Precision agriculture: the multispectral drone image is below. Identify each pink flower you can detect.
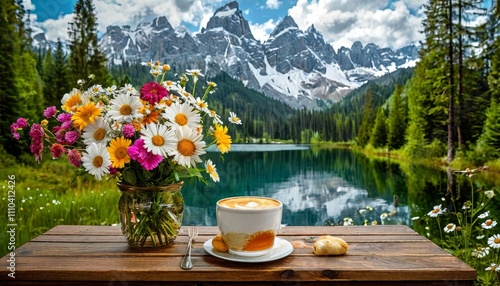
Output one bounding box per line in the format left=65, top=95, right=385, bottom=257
left=10, top=123, right=20, bottom=140
left=140, top=82, right=168, bottom=105
left=16, top=118, right=28, bottom=128
left=122, top=124, right=135, bottom=138
left=57, top=113, right=72, bottom=122
left=67, top=149, right=82, bottom=167
left=43, top=106, right=57, bottom=118
left=64, top=131, right=80, bottom=145
left=29, top=124, right=44, bottom=162
left=50, top=143, right=65, bottom=159
left=128, top=139, right=163, bottom=170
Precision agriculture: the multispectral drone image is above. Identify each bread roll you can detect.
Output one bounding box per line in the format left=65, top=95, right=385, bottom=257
left=313, top=235, right=348, bottom=255
left=212, top=234, right=229, bottom=252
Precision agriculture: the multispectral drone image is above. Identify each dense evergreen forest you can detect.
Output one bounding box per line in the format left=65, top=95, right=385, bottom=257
left=2, top=0, right=500, bottom=166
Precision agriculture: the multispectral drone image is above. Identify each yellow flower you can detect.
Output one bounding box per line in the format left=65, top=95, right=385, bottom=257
left=72, top=102, right=102, bottom=130
left=107, top=136, right=132, bottom=169
left=62, top=89, right=82, bottom=112
left=214, top=124, right=231, bottom=154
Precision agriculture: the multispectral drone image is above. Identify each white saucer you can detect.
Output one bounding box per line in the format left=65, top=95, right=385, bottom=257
left=203, top=237, right=293, bottom=263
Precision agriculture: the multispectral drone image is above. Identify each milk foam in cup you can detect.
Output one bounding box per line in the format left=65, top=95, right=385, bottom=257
left=216, top=196, right=283, bottom=257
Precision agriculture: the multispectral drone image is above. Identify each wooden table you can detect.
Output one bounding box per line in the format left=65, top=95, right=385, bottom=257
left=0, top=225, right=475, bottom=285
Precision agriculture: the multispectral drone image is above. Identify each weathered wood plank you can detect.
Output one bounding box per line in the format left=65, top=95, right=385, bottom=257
left=0, top=225, right=476, bottom=285
left=16, top=240, right=449, bottom=257
left=9, top=254, right=474, bottom=281
left=43, top=225, right=418, bottom=236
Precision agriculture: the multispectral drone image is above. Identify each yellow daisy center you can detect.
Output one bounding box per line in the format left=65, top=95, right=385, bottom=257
left=120, top=104, right=132, bottom=115
left=178, top=139, right=195, bottom=156
left=152, top=135, right=164, bottom=146
left=432, top=209, right=439, bottom=213
left=486, top=219, right=493, bottom=226
left=175, top=113, right=188, bottom=126
left=93, top=128, right=106, bottom=141
left=495, top=238, right=500, bottom=244
left=114, top=147, right=128, bottom=160
left=93, top=156, right=103, bottom=168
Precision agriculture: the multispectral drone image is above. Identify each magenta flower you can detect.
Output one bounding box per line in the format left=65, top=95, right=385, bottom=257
left=122, top=123, right=135, bottom=138
left=128, top=139, right=163, bottom=170
left=140, top=82, right=168, bottom=105
left=57, top=113, right=72, bottom=122
left=67, top=149, right=82, bottom=167
left=29, top=124, right=44, bottom=162
left=50, top=143, right=65, bottom=159
left=64, top=130, right=80, bottom=145
left=16, top=118, right=28, bottom=128
left=44, top=106, right=57, bottom=118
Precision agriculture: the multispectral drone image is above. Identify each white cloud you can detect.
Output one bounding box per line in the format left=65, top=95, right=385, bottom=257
left=288, top=0, right=425, bottom=50
left=39, top=0, right=220, bottom=41
left=41, top=14, right=74, bottom=41
left=250, top=19, right=279, bottom=43
left=266, top=0, right=282, bottom=9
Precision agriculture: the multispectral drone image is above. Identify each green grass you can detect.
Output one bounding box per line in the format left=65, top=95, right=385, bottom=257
left=1, top=157, right=120, bottom=257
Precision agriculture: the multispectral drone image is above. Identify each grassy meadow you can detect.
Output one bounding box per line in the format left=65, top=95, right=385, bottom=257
left=1, top=151, right=120, bottom=257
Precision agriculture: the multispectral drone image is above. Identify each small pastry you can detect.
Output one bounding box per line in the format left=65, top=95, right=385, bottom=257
left=212, top=234, right=229, bottom=252
left=313, top=235, right=348, bottom=255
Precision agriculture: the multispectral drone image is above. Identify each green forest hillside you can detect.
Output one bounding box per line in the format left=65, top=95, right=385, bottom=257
left=2, top=0, right=500, bottom=168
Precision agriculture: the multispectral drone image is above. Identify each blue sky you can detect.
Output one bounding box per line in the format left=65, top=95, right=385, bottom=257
left=27, top=0, right=428, bottom=50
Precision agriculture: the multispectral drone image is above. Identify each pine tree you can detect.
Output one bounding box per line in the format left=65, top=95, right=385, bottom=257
left=68, top=0, right=110, bottom=86
left=53, top=39, right=71, bottom=101
left=0, top=0, right=20, bottom=154
left=387, top=85, right=407, bottom=150
left=370, top=108, right=388, bottom=148
left=356, top=86, right=376, bottom=147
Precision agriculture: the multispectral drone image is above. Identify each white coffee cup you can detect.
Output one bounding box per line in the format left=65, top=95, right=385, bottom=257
left=216, top=196, right=283, bottom=257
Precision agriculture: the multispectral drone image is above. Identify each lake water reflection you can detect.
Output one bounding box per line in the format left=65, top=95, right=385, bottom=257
left=182, top=144, right=448, bottom=227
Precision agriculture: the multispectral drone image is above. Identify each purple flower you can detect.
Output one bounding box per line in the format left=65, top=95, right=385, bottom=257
left=128, top=139, right=163, bottom=170
left=64, top=130, right=80, bottom=145
left=29, top=124, right=44, bottom=162
left=16, top=118, right=28, bottom=128
left=122, top=124, right=135, bottom=138
left=67, top=149, right=82, bottom=167
left=57, top=113, right=72, bottom=123
left=43, top=106, right=57, bottom=119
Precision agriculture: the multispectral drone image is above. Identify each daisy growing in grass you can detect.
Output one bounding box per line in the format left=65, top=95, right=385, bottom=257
left=11, top=61, right=242, bottom=187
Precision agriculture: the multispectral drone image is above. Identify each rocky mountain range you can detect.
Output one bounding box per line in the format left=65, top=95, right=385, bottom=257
left=34, top=1, right=419, bottom=109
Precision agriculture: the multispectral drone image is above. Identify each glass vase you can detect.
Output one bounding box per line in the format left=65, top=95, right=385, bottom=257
left=117, top=182, right=184, bottom=248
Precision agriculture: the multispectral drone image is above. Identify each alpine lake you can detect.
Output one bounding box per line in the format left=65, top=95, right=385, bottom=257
left=181, top=144, right=500, bottom=236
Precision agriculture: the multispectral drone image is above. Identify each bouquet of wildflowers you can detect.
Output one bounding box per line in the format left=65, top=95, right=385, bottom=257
left=11, top=61, right=242, bottom=247
left=11, top=61, right=241, bottom=186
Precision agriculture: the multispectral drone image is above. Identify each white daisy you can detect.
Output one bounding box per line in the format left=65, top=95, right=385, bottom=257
left=482, top=219, right=497, bottom=229
left=443, top=223, right=456, bottom=233
left=81, top=143, right=111, bottom=180
left=228, top=111, right=242, bottom=125
left=194, top=97, right=209, bottom=112
left=186, top=69, right=204, bottom=83
left=167, top=125, right=206, bottom=168
left=81, top=117, right=111, bottom=145
left=485, top=263, right=499, bottom=272
left=107, top=92, right=143, bottom=122
left=472, top=246, right=490, bottom=258
left=428, top=204, right=445, bottom=217
left=479, top=211, right=490, bottom=219
left=205, top=159, right=219, bottom=182
left=141, top=123, right=176, bottom=157
left=163, top=101, right=201, bottom=129
left=487, top=234, right=500, bottom=249
left=343, top=217, right=353, bottom=226
left=208, top=109, right=223, bottom=125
